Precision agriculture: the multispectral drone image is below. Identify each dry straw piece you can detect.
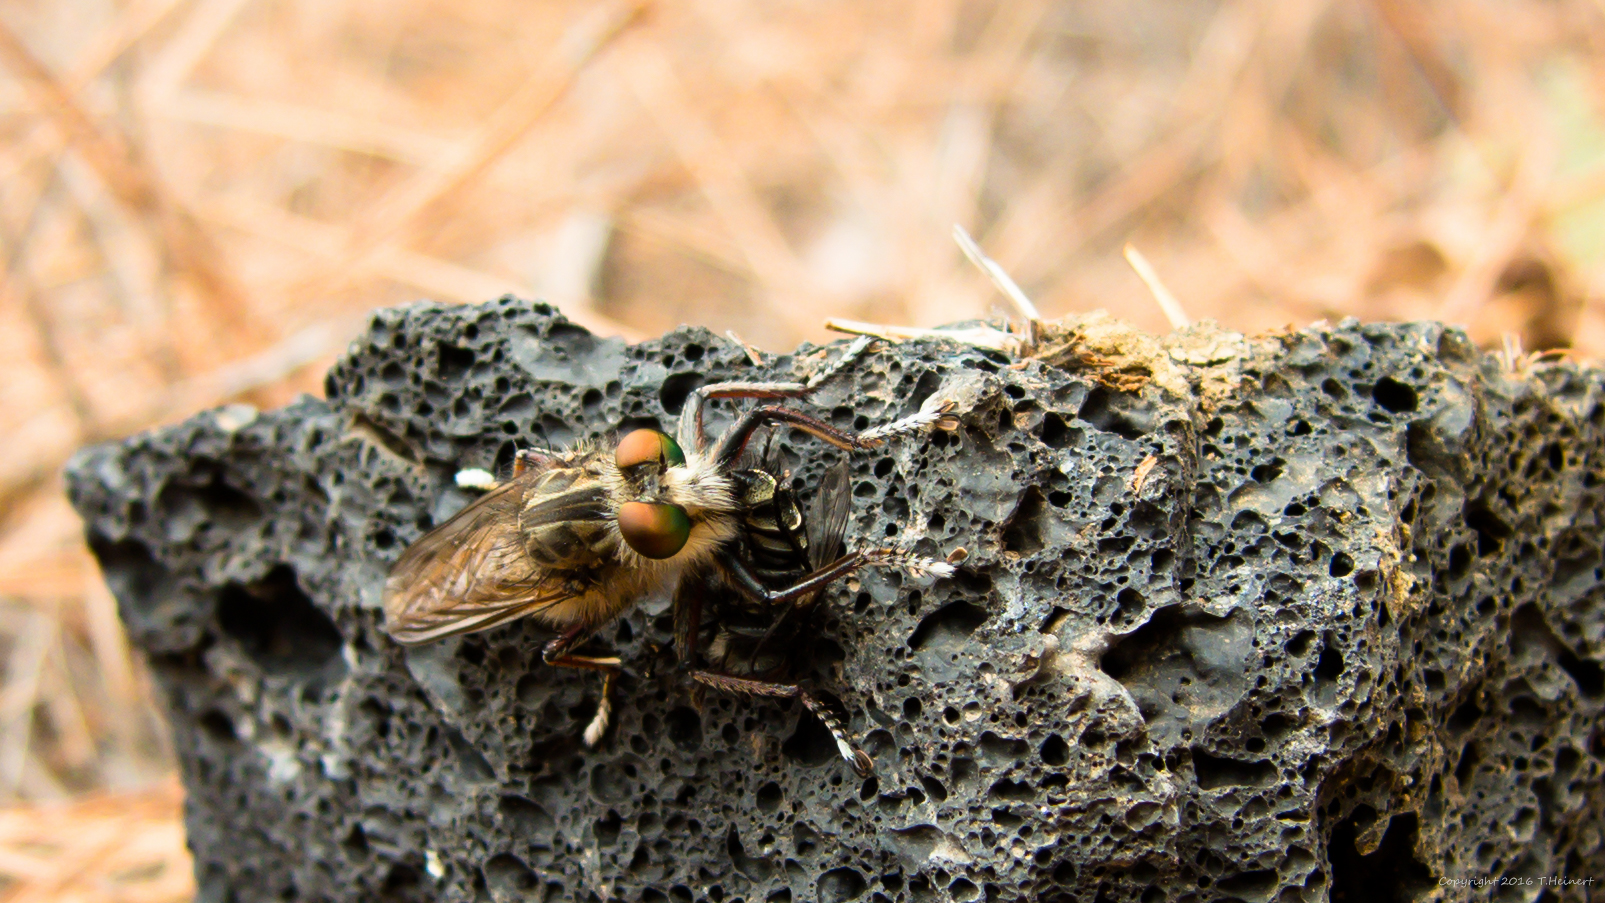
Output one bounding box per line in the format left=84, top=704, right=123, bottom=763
left=0, top=777, right=191, bottom=903
left=2, top=0, right=1605, bottom=896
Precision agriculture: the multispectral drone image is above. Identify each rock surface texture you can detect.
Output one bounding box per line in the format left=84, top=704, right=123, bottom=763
left=67, top=298, right=1605, bottom=903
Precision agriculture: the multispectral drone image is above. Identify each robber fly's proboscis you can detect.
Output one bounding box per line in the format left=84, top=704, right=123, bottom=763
left=381, top=336, right=961, bottom=761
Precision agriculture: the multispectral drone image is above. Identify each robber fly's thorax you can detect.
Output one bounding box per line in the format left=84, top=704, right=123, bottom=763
left=518, top=459, right=617, bottom=570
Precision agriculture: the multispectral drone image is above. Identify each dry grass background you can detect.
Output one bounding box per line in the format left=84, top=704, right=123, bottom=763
left=2, top=0, right=1605, bottom=898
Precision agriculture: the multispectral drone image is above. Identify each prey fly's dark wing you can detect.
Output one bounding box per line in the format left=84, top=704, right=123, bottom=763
left=754, top=430, right=850, bottom=569
left=806, top=461, right=852, bottom=569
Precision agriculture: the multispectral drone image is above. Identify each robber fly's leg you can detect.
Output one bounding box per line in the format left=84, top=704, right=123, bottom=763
left=691, top=671, right=873, bottom=776
left=719, top=549, right=874, bottom=608
left=718, top=546, right=955, bottom=611
left=541, top=625, right=622, bottom=747
left=797, top=688, right=875, bottom=777
left=584, top=672, right=614, bottom=747
left=673, top=586, right=703, bottom=667
left=677, top=336, right=878, bottom=452
left=712, top=399, right=958, bottom=465
left=801, top=335, right=879, bottom=389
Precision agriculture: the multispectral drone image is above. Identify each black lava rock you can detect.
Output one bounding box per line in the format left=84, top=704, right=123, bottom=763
left=66, top=298, right=1605, bottom=903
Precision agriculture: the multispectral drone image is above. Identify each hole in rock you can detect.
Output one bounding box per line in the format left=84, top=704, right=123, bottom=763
left=348, top=413, right=419, bottom=465
left=1314, top=637, right=1344, bottom=686
left=890, top=824, right=943, bottom=863
left=726, top=824, right=772, bottom=879
left=1455, top=740, right=1480, bottom=786
left=1001, top=487, right=1049, bottom=554
left=154, top=466, right=263, bottom=533
left=909, top=601, right=990, bottom=682
left=1040, top=734, right=1070, bottom=767
left=1078, top=387, right=1144, bottom=440
left=1040, top=413, right=1074, bottom=449
left=782, top=705, right=839, bottom=768
left=483, top=853, right=536, bottom=895
left=381, top=863, right=421, bottom=896
left=443, top=726, right=495, bottom=782
left=85, top=534, right=175, bottom=619
left=817, top=867, right=868, bottom=902
left=658, top=372, right=706, bottom=415
left=1329, top=811, right=1432, bottom=902
left=665, top=706, right=703, bottom=750
left=979, top=731, right=1029, bottom=764
left=216, top=565, right=345, bottom=682
left=1447, top=695, right=1482, bottom=734
left=1216, top=869, right=1278, bottom=898
left=435, top=343, right=475, bottom=379
left=1371, top=377, right=1418, bottom=413
left=197, top=709, right=237, bottom=743
left=1329, top=552, right=1355, bottom=577
left=1512, top=605, right=1604, bottom=699
left=1463, top=501, right=1510, bottom=557
left=498, top=795, right=555, bottom=837
left=1250, top=459, right=1283, bottom=483
left=1192, top=749, right=1275, bottom=789
left=910, top=602, right=989, bottom=652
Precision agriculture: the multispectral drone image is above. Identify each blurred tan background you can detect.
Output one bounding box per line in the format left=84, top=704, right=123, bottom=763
left=2, top=0, right=1604, bottom=898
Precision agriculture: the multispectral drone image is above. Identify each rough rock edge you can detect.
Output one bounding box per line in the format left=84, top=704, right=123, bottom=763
left=65, top=298, right=1605, bottom=903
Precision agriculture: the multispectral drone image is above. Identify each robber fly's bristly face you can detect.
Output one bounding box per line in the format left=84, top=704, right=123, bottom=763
left=606, top=427, right=742, bottom=568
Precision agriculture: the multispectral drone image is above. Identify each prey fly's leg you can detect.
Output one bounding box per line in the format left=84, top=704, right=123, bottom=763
left=691, top=671, right=873, bottom=776
left=542, top=624, right=623, bottom=747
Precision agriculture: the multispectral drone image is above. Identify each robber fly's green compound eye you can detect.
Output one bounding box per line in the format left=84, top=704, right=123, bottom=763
left=618, top=501, right=691, bottom=559
left=658, top=432, right=685, bottom=465
left=615, top=429, right=686, bottom=469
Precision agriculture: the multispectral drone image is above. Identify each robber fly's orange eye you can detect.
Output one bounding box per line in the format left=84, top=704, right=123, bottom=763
left=615, top=429, right=686, bottom=470
left=618, top=501, right=691, bottom=559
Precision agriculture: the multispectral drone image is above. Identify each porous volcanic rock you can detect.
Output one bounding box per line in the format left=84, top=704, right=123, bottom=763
left=66, top=298, right=1605, bottom=903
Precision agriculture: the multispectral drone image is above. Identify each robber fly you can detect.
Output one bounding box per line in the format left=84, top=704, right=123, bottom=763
left=382, top=336, right=959, bottom=748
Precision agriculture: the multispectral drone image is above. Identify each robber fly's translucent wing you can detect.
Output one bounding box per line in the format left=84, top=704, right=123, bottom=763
left=382, top=475, right=579, bottom=645
left=806, top=461, right=852, bottom=569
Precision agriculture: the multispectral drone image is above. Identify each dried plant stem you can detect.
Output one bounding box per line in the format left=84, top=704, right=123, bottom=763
left=1122, top=244, right=1191, bottom=330
left=0, top=18, right=254, bottom=341
left=285, top=1, right=647, bottom=306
